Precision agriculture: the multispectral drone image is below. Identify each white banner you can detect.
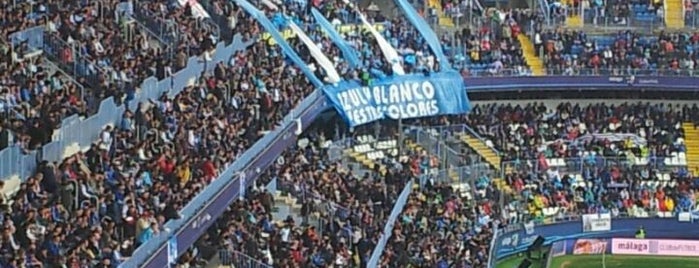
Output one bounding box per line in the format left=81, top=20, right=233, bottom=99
left=582, top=213, right=612, bottom=232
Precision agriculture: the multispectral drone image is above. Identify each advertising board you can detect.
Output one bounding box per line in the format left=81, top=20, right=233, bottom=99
left=611, top=238, right=699, bottom=257
left=573, top=239, right=609, bottom=255
left=494, top=218, right=699, bottom=259
left=582, top=213, right=612, bottom=232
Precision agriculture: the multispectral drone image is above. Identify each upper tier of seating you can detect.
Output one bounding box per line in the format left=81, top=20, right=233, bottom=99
left=539, top=30, right=699, bottom=75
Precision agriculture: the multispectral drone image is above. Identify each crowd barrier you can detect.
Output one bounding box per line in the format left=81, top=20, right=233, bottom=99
left=490, top=216, right=699, bottom=267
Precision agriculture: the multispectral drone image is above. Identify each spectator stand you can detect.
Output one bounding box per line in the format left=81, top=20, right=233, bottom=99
left=460, top=101, right=695, bottom=223
left=208, top=121, right=416, bottom=267
left=533, top=28, right=699, bottom=76
left=0, top=31, right=256, bottom=264
left=372, top=160, right=503, bottom=267
left=534, top=0, right=667, bottom=30
left=441, top=8, right=542, bottom=76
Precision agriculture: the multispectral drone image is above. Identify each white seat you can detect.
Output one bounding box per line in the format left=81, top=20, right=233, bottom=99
left=679, top=152, right=687, bottom=161
left=545, top=158, right=553, bottom=167
left=671, top=157, right=680, bottom=166
left=663, top=173, right=671, bottom=181
left=556, top=158, right=565, bottom=167
left=576, top=180, right=586, bottom=188
left=664, top=157, right=672, bottom=165
left=680, top=158, right=687, bottom=166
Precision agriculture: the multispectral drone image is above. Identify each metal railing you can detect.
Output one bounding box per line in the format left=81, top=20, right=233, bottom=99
left=500, top=154, right=683, bottom=178
left=405, top=124, right=501, bottom=155
left=199, top=0, right=235, bottom=43
left=218, top=250, right=272, bottom=268
left=8, top=25, right=45, bottom=54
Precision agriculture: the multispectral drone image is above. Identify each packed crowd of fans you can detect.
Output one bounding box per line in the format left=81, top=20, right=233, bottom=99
left=458, top=102, right=699, bottom=222
left=194, top=120, right=420, bottom=267
left=0, top=0, right=232, bottom=153
left=465, top=102, right=691, bottom=161
left=446, top=8, right=533, bottom=76
left=537, top=29, right=699, bottom=75
left=379, top=176, right=500, bottom=267
left=3, top=0, right=699, bottom=268
left=0, top=10, right=324, bottom=265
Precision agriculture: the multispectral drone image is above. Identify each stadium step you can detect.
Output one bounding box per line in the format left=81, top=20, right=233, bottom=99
left=343, top=148, right=388, bottom=175
left=271, top=191, right=303, bottom=224
left=683, top=123, right=699, bottom=176
left=516, top=34, right=546, bottom=76
left=665, top=0, right=685, bottom=29
left=492, top=177, right=513, bottom=194
left=427, top=0, right=455, bottom=27
left=458, top=133, right=501, bottom=171
left=561, top=0, right=584, bottom=28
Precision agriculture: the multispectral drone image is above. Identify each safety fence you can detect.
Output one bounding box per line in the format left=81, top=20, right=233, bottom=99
left=218, top=250, right=272, bottom=268
left=500, top=153, right=685, bottom=178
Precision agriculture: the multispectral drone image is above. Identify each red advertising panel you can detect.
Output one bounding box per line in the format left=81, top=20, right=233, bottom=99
left=574, top=239, right=608, bottom=255
left=611, top=238, right=699, bottom=257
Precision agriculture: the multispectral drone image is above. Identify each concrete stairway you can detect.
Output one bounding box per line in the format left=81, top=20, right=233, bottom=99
left=665, top=0, right=685, bottom=29
left=458, top=133, right=501, bottom=171
left=271, top=191, right=304, bottom=225
left=344, top=148, right=389, bottom=175
left=517, top=34, right=546, bottom=76
left=456, top=133, right=513, bottom=193
left=683, top=123, right=699, bottom=176
left=427, top=0, right=455, bottom=27
left=563, top=0, right=583, bottom=27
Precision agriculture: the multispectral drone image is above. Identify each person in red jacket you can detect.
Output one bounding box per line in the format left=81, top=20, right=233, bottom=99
left=201, top=156, right=218, bottom=183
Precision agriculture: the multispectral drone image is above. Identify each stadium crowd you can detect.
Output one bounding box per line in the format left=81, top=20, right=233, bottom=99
left=446, top=8, right=534, bottom=76
left=173, top=119, right=429, bottom=267
left=2, top=0, right=699, bottom=268
left=379, top=177, right=500, bottom=268
left=0, top=5, right=322, bottom=267
left=459, top=102, right=699, bottom=221
left=537, top=29, right=699, bottom=75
